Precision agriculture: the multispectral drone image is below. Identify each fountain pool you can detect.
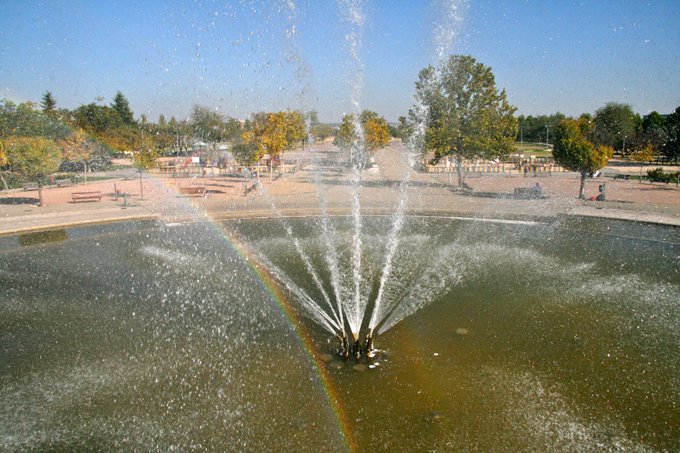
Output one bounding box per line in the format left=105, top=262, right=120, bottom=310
left=1, top=216, right=678, bottom=451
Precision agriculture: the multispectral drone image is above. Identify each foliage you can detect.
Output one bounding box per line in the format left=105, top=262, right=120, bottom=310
left=592, top=102, right=639, bottom=152
left=3, top=136, right=62, bottom=181
left=516, top=112, right=566, bottom=143
left=414, top=55, right=517, bottom=185
left=73, top=103, right=123, bottom=134
left=190, top=105, right=238, bottom=142
left=646, top=167, right=679, bottom=183
left=0, top=99, right=72, bottom=140
left=334, top=110, right=390, bottom=167
left=553, top=118, right=614, bottom=199
left=111, top=91, right=136, bottom=126
left=630, top=143, right=655, bottom=165
left=662, top=106, right=680, bottom=161
left=285, top=111, right=307, bottom=149
left=364, top=116, right=390, bottom=150
left=41, top=91, right=56, bottom=113
left=132, top=146, right=159, bottom=171
left=310, top=123, right=334, bottom=142
left=232, top=142, right=260, bottom=166
left=58, top=129, right=111, bottom=172
left=334, top=114, right=356, bottom=151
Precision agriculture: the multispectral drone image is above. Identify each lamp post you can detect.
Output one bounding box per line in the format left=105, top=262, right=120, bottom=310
left=545, top=125, right=550, bottom=148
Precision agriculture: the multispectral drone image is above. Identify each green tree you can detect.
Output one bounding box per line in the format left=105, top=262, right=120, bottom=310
left=132, top=146, right=158, bottom=200
left=111, top=91, right=135, bottom=126
left=311, top=123, right=334, bottom=143
left=553, top=118, right=614, bottom=199
left=335, top=110, right=390, bottom=167
left=636, top=111, right=667, bottom=153
left=41, top=91, right=56, bottom=113
left=592, top=102, right=639, bottom=154
left=630, top=143, right=655, bottom=178
left=73, top=103, right=122, bottom=134
left=4, top=136, right=62, bottom=206
left=232, top=142, right=259, bottom=166
left=1, top=99, right=71, bottom=140
left=415, top=55, right=517, bottom=186
left=662, top=106, right=680, bottom=161
left=285, top=111, right=307, bottom=150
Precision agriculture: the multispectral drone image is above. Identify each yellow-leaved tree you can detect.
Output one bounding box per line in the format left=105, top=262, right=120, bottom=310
left=58, top=128, right=94, bottom=183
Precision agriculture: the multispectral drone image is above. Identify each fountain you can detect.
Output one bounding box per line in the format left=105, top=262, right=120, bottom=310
left=1, top=1, right=679, bottom=452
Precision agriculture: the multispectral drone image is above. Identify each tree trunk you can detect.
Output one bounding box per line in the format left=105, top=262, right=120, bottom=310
left=38, top=180, right=44, bottom=207
left=0, top=174, right=8, bottom=191
left=579, top=171, right=587, bottom=200
left=455, top=157, right=465, bottom=187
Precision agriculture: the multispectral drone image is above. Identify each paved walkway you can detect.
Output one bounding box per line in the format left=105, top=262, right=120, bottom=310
left=1, top=142, right=679, bottom=236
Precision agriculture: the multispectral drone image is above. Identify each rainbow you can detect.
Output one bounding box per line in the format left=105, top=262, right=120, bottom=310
left=147, top=175, right=358, bottom=452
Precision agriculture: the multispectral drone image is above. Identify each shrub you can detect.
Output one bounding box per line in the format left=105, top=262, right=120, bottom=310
left=646, top=167, right=679, bottom=183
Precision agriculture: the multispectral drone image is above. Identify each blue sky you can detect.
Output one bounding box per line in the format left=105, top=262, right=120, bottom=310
left=1, top=0, right=678, bottom=123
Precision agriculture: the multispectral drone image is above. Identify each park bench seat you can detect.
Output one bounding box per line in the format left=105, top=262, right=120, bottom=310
left=72, top=191, right=102, bottom=202
left=23, top=182, right=39, bottom=191
left=514, top=186, right=543, bottom=199
left=56, top=179, right=72, bottom=187
left=179, top=186, right=206, bottom=197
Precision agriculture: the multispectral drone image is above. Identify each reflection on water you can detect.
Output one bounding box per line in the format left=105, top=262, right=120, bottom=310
left=0, top=218, right=678, bottom=451
left=18, top=229, right=68, bottom=247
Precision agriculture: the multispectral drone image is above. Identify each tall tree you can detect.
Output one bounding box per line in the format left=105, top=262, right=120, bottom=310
left=58, top=129, right=95, bottom=178
left=334, top=110, right=390, bottom=167
left=662, top=106, right=680, bottom=161
left=553, top=118, right=614, bottom=199
left=592, top=102, right=639, bottom=154
left=41, top=91, right=56, bottom=113
left=111, top=91, right=135, bottom=126
left=414, top=55, right=517, bottom=186
left=1, top=99, right=71, bottom=140
left=4, top=136, right=62, bottom=206
left=285, top=111, right=306, bottom=150
left=132, top=146, right=158, bottom=200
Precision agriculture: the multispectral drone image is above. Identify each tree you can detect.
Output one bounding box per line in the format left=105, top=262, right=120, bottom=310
left=636, top=111, right=667, bottom=154
left=285, top=111, right=307, bottom=150
left=662, top=106, right=680, bottom=161
left=111, top=91, right=135, bottom=126
left=592, top=102, right=639, bottom=154
left=630, top=143, right=655, bottom=179
left=516, top=113, right=566, bottom=143
left=1, top=99, right=71, bottom=140
left=73, top=103, right=122, bottom=134
left=334, top=110, right=390, bottom=167
left=41, top=91, right=56, bottom=113
left=132, top=146, right=158, bottom=200
left=362, top=114, right=390, bottom=151
left=58, top=129, right=95, bottom=179
left=310, top=123, right=334, bottom=143
left=414, top=55, right=517, bottom=186
left=553, top=118, right=614, bottom=199
left=0, top=141, right=8, bottom=190
left=4, top=136, right=62, bottom=206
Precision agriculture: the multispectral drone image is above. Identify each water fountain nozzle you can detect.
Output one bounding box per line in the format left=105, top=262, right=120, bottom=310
left=338, top=335, right=350, bottom=358
left=364, top=334, right=375, bottom=358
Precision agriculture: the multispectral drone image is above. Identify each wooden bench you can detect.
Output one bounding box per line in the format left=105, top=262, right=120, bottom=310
left=72, top=191, right=102, bottom=202
left=514, top=186, right=543, bottom=199
left=179, top=186, right=207, bottom=197
left=23, top=182, right=39, bottom=191
left=56, top=179, right=72, bottom=187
